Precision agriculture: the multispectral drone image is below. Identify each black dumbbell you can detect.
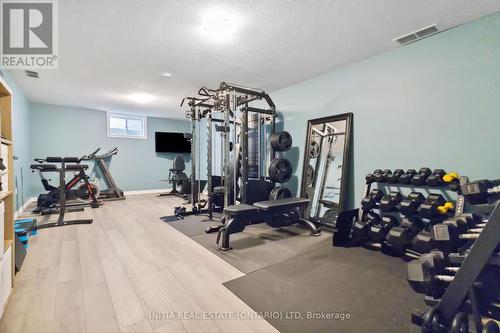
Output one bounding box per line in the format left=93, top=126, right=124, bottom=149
left=414, top=215, right=475, bottom=254
left=373, top=169, right=391, bottom=182
left=430, top=219, right=468, bottom=252
left=399, top=169, right=417, bottom=184
left=412, top=229, right=434, bottom=254
left=417, top=194, right=447, bottom=219
left=400, top=192, right=425, bottom=216
left=369, top=215, right=399, bottom=243
left=360, top=189, right=384, bottom=211
left=385, top=216, right=424, bottom=253
left=365, top=169, right=382, bottom=184
left=426, top=169, right=446, bottom=187
left=385, top=169, right=404, bottom=183
left=455, top=213, right=483, bottom=229
left=407, top=251, right=446, bottom=295
left=379, top=191, right=402, bottom=212
left=351, top=212, right=381, bottom=242
left=411, top=168, right=432, bottom=186
left=365, top=173, right=374, bottom=184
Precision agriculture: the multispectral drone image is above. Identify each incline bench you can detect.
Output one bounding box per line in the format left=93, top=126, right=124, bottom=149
left=213, top=197, right=321, bottom=250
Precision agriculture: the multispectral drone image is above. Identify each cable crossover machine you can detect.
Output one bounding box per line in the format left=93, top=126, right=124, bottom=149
left=175, top=82, right=321, bottom=250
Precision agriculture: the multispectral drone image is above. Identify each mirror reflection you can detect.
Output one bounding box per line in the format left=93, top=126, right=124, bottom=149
left=301, top=114, right=352, bottom=227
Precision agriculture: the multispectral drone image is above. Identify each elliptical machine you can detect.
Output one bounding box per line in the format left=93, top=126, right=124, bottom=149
left=31, top=149, right=101, bottom=214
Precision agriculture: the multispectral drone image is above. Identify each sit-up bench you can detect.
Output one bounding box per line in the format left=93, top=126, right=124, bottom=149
left=215, top=197, right=321, bottom=251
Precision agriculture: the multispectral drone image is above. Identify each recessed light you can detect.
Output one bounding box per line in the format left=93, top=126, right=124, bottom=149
left=128, top=93, right=155, bottom=104
left=161, top=72, right=173, bottom=79
left=200, top=8, right=242, bottom=42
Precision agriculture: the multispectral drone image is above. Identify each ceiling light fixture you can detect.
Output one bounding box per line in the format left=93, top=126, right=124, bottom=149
left=200, top=8, right=242, bottom=42
left=161, top=72, right=173, bottom=79
left=128, top=93, right=155, bottom=104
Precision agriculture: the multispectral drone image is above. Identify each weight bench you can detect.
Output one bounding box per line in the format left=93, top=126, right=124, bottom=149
left=215, top=197, right=321, bottom=251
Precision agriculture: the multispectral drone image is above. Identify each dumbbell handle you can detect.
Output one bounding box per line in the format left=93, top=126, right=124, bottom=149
left=435, top=275, right=454, bottom=282
left=460, top=233, right=480, bottom=239
left=468, top=228, right=484, bottom=233
left=487, top=186, right=500, bottom=195
left=445, top=267, right=460, bottom=273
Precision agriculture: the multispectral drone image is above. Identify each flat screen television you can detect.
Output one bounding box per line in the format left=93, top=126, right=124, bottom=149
left=155, top=132, right=191, bottom=153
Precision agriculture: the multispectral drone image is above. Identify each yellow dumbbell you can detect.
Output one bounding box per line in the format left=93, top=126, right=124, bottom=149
left=443, top=172, right=459, bottom=183
left=437, top=202, right=455, bottom=214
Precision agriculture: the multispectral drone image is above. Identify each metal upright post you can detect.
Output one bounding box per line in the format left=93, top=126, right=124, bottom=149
left=257, top=113, right=261, bottom=180
left=271, top=114, right=276, bottom=161
left=190, top=104, right=197, bottom=210
left=241, top=104, right=248, bottom=204
left=232, top=94, right=237, bottom=205
left=207, top=112, right=213, bottom=219
left=223, top=94, right=230, bottom=207
left=58, top=161, right=67, bottom=223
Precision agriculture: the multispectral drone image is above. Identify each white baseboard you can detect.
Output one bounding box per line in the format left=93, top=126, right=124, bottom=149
left=124, top=189, right=171, bottom=196
left=14, top=197, right=37, bottom=219
left=13, top=189, right=169, bottom=217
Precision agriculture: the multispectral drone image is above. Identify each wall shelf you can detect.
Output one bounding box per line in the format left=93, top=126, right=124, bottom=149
left=3, top=240, right=11, bottom=255
left=0, top=191, right=13, bottom=201
left=0, top=76, right=14, bottom=317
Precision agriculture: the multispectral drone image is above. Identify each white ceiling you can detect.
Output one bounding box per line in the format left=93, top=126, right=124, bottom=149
left=7, top=0, right=500, bottom=118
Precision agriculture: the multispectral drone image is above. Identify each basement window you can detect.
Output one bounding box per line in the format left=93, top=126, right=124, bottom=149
left=107, top=113, right=147, bottom=139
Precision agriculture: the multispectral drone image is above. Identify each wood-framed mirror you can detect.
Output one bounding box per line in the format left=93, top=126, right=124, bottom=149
left=300, top=113, right=353, bottom=228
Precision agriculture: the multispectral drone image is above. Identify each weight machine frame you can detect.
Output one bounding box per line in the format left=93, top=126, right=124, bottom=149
left=177, top=82, right=277, bottom=220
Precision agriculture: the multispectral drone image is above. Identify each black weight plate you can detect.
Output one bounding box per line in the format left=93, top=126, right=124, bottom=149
left=272, top=187, right=291, bottom=199
left=305, top=165, right=315, bottom=186
left=309, top=140, right=320, bottom=158
left=268, top=158, right=292, bottom=183
left=270, top=131, right=293, bottom=152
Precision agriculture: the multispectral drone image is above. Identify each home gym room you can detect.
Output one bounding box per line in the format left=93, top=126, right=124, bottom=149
left=0, top=1, right=498, bottom=332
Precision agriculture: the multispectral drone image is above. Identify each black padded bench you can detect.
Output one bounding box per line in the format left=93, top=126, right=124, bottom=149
left=30, top=163, right=88, bottom=172
left=215, top=197, right=321, bottom=250
left=253, top=197, right=310, bottom=210
left=31, top=164, right=57, bottom=171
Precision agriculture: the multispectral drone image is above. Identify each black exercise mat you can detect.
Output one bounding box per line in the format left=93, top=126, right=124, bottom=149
left=191, top=224, right=332, bottom=273
left=160, top=213, right=223, bottom=237
left=224, top=246, right=424, bottom=333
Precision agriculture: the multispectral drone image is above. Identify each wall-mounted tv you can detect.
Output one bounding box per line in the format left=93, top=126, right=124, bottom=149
left=155, top=132, right=191, bottom=153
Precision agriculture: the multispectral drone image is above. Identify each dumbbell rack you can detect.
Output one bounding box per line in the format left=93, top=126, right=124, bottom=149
left=412, top=183, right=500, bottom=332
left=333, top=169, right=464, bottom=259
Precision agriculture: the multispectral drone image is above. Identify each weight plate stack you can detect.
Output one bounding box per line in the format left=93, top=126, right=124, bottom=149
left=268, top=158, right=293, bottom=183
left=270, top=131, right=293, bottom=152
left=269, top=186, right=292, bottom=200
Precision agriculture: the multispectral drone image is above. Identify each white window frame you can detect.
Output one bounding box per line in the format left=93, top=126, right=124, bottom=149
left=107, top=113, right=147, bottom=139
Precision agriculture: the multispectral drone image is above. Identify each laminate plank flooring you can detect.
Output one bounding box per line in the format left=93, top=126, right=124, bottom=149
left=0, top=195, right=278, bottom=333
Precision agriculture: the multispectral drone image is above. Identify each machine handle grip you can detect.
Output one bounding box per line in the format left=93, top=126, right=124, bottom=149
left=46, top=157, right=62, bottom=162
left=63, top=157, right=79, bottom=163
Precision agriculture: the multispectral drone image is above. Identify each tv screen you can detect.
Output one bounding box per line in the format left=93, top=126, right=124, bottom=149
left=155, top=132, right=191, bottom=153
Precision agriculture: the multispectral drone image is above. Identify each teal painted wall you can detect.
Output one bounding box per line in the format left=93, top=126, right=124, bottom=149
left=271, top=13, right=500, bottom=208
left=29, top=104, right=190, bottom=195
left=1, top=71, right=32, bottom=210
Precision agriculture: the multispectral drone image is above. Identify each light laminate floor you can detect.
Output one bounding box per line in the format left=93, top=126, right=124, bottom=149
left=0, top=194, right=279, bottom=333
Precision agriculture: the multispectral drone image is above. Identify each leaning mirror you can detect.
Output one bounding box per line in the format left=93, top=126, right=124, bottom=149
left=300, top=113, right=353, bottom=228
